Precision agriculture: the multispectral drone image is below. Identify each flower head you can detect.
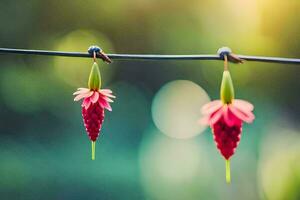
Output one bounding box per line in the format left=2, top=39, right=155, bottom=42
left=199, top=66, right=255, bottom=183
left=73, top=61, right=115, bottom=160
left=200, top=98, right=254, bottom=162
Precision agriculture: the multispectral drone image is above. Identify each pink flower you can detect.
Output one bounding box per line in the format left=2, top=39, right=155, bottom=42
left=73, top=60, right=115, bottom=160
left=73, top=87, right=115, bottom=160
left=199, top=64, right=255, bottom=183
left=200, top=99, right=254, bottom=161
left=73, top=88, right=115, bottom=139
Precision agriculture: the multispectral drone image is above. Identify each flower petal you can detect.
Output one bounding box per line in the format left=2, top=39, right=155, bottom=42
left=223, top=105, right=233, bottom=126
left=208, top=107, right=223, bottom=125
left=90, top=92, right=99, bottom=103
left=105, top=102, right=112, bottom=111
left=100, top=89, right=116, bottom=98
left=229, top=105, right=255, bottom=123
left=74, top=91, right=93, bottom=101
left=82, top=97, right=92, bottom=109
left=224, top=105, right=241, bottom=126
left=98, top=97, right=112, bottom=111
left=105, top=93, right=116, bottom=98
left=198, top=116, right=210, bottom=125
left=74, top=95, right=83, bottom=101
left=102, top=96, right=114, bottom=103
left=100, top=89, right=113, bottom=93
left=201, top=100, right=222, bottom=113
left=73, top=91, right=82, bottom=95
left=73, top=89, right=90, bottom=95
left=201, top=100, right=223, bottom=115
left=233, top=99, right=254, bottom=111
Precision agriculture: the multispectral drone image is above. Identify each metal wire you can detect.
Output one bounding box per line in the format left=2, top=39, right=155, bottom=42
left=0, top=47, right=300, bottom=64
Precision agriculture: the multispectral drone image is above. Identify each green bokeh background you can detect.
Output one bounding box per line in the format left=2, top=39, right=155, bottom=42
left=0, top=0, right=299, bottom=199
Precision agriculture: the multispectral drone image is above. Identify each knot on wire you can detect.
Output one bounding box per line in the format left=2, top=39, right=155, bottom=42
left=88, top=45, right=112, bottom=64
left=217, top=46, right=243, bottom=64
left=88, top=45, right=102, bottom=54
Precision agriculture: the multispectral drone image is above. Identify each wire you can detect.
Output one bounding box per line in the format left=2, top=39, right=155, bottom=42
left=0, top=47, right=300, bottom=64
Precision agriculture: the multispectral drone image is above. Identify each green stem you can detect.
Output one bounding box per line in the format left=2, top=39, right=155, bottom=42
left=225, top=159, right=231, bottom=183
left=91, top=141, right=96, bottom=160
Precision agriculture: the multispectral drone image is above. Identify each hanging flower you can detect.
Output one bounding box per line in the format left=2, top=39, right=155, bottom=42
left=199, top=55, right=255, bottom=183
left=73, top=61, right=115, bottom=160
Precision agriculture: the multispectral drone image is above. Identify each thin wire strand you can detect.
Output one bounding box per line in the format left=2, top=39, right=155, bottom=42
left=0, top=47, right=300, bottom=64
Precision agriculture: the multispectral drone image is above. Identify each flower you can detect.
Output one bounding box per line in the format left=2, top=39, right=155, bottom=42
left=200, top=98, right=255, bottom=159
left=73, top=61, right=115, bottom=160
left=74, top=88, right=115, bottom=140
left=200, top=69, right=255, bottom=183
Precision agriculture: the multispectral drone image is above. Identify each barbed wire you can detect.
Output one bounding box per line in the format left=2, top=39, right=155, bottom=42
left=0, top=47, right=299, bottom=64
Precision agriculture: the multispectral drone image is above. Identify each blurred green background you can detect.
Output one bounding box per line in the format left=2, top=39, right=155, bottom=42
left=0, top=0, right=300, bottom=199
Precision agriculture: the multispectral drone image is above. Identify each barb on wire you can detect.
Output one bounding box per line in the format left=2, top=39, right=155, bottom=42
left=0, top=47, right=299, bottom=64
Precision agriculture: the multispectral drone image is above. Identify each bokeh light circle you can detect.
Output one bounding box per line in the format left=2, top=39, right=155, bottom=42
left=0, top=66, right=42, bottom=113
left=139, top=128, right=214, bottom=200
left=53, top=29, right=114, bottom=87
left=151, top=80, right=210, bottom=139
left=258, top=123, right=300, bottom=200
